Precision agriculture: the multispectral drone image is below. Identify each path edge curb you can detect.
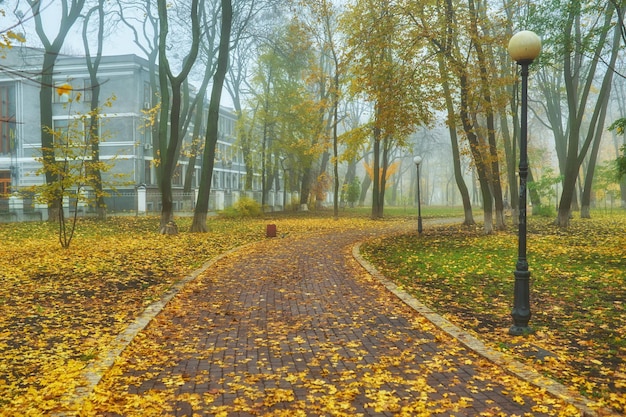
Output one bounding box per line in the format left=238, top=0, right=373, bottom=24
left=352, top=241, right=613, bottom=417
left=59, top=242, right=255, bottom=415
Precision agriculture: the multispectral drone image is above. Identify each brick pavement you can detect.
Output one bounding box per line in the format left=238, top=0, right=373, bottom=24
left=92, top=225, right=585, bottom=416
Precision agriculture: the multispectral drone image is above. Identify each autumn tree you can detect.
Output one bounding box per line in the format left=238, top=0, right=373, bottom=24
left=31, top=89, right=115, bottom=248
left=302, top=0, right=347, bottom=218
left=343, top=0, right=432, bottom=219
left=404, top=0, right=476, bottom=226
left=246, top=20, right=324, bottom=210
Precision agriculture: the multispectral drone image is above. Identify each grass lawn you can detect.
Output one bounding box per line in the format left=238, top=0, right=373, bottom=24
left=360, top=210, right=626, bottom=414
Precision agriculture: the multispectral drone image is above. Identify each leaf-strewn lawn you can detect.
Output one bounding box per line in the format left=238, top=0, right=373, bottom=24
left=0, top=214, right=383, bottom=415
left=361, top=213, right=626, bottom=414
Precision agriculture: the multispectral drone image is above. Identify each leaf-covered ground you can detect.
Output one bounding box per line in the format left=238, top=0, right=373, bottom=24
left=0, top=215, right=383, bottom=415
left=361, top=214, right=626, bottom=414
left=2, top=212, right=624, bottom=415
left=80, top=227, right=580, bottom=416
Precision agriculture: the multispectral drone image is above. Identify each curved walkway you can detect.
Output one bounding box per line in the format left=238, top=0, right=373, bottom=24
left=85, top=222, right=596, bottom=416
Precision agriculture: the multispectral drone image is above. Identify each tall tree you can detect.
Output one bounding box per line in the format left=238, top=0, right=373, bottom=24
left=579, top=20, right=621, bottom=217
left=155, top=0, right=201, bottom=232
left=190, top=0, right=233, bottom=232
left=468, top=0, right=507, bottom=230
left=247, top=21, right=323, bottom=210
left=82, top=0, right=107, bottom=220
left=27, top=0, right=86, bottom=221
left=531, top=1, right=619, bottom=226
left=343, top=0, right=430, bottom=219
left=304, top=0, right=347, bottom=219
left=411, top=0, right=476, bottom=225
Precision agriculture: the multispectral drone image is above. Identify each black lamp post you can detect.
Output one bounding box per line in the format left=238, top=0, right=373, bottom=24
left=280, top=156, right=288, bottom=211
left=508, top=30, right=541, bottom=336
left=413, top=155, right=423, bottom=234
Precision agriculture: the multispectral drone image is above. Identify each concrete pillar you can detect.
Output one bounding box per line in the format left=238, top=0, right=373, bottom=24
left=137, top=185, right=147, bottom=214
left=216, top=190, right=225, bottom=211
left=9, top=195, right=23, bottom=221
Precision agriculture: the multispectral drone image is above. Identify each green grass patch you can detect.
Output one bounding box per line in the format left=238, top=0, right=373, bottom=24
left=360, top=212, right=626, bottom=413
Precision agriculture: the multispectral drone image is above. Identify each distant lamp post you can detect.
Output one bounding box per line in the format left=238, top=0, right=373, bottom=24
left=280, top=156, right=288, bottom=211
left=413, top=155, right=423, bottom=234
left=508, top=30, right=541, bottom=336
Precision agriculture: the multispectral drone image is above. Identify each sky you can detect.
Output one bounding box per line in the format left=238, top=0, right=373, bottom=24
left=4, top=0, right=144, bottom=57
left=3, top=0, right=234, bottom=107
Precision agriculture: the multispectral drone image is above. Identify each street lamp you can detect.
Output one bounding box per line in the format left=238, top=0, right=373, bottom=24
left=280, top=156, right=288, bottom=211
left=508, top=30, right=541, bottom=336
left=413, top=155, right=423, bottom=234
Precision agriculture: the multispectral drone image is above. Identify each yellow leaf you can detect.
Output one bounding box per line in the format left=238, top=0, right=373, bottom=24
left=56, top=83, right=73, bottom=97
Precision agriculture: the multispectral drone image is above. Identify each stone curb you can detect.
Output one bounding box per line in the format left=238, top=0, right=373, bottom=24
left=58, top=243, right=252, bottom=415
left=352, top=241, right=616, bottom=417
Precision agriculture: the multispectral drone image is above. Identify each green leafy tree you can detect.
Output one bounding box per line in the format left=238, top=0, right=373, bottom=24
left=528, top=168, right=562, bottom=217
left=618, top=145, right=626, bottom=178
left=345, top=176, right=360, bottom=208
left=531, top=2, right=621, bottom=225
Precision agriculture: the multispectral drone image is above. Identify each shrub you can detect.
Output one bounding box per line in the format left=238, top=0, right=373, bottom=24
left=221, top=197, right=262, bottom=218
left=532, top=204, right=556, bottom=217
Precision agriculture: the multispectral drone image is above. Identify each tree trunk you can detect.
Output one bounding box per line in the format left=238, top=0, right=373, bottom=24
left=469, top=0, right=504, bottom=230
left=437, top=54, right=474, bottom=226
left=190, top=0, right=232, bottom=232
left=29, top=0, right=85, bottom=222
left=460, top=74, right=493, bottom=233
left=581, top=21, right=620, bottom=217
left=300, top=166, right=312, bottom=208
left=332, top=72, right=340, bottom=219
left=342, top=157, right=357, bottom=201
left=184, top=69, right=212, bottom=193
left=83, top=0, right=106, bottom=220
left=359, top=172, right=370, bottom=207
left=528, top=169, right=542, bottom=213
left=371, top=126, right=382, bottom=219
left=40, top=53, right=62, bottom=222
left=581, top=101, right=611, bottom=217
left=156, top=0, right=201, bottom=231
left=317, top=151, right=330, bottom=209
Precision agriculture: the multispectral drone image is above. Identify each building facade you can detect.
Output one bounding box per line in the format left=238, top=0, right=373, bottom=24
left=0, top=46, right=273, bottom=221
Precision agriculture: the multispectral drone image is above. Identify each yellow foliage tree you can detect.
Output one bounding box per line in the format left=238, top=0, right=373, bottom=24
left=363, top=160, right=399, bottom=190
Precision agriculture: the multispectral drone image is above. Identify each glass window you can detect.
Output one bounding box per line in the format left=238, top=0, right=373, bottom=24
left=0, top=84, right=16, bottom=156
left=173, top=165, right=183, bottom=186
left=52, top=118, right=87, bottom=159
left=144, top=160, right=152, bottom=185
left=0, top=171, right=10, bottom=195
